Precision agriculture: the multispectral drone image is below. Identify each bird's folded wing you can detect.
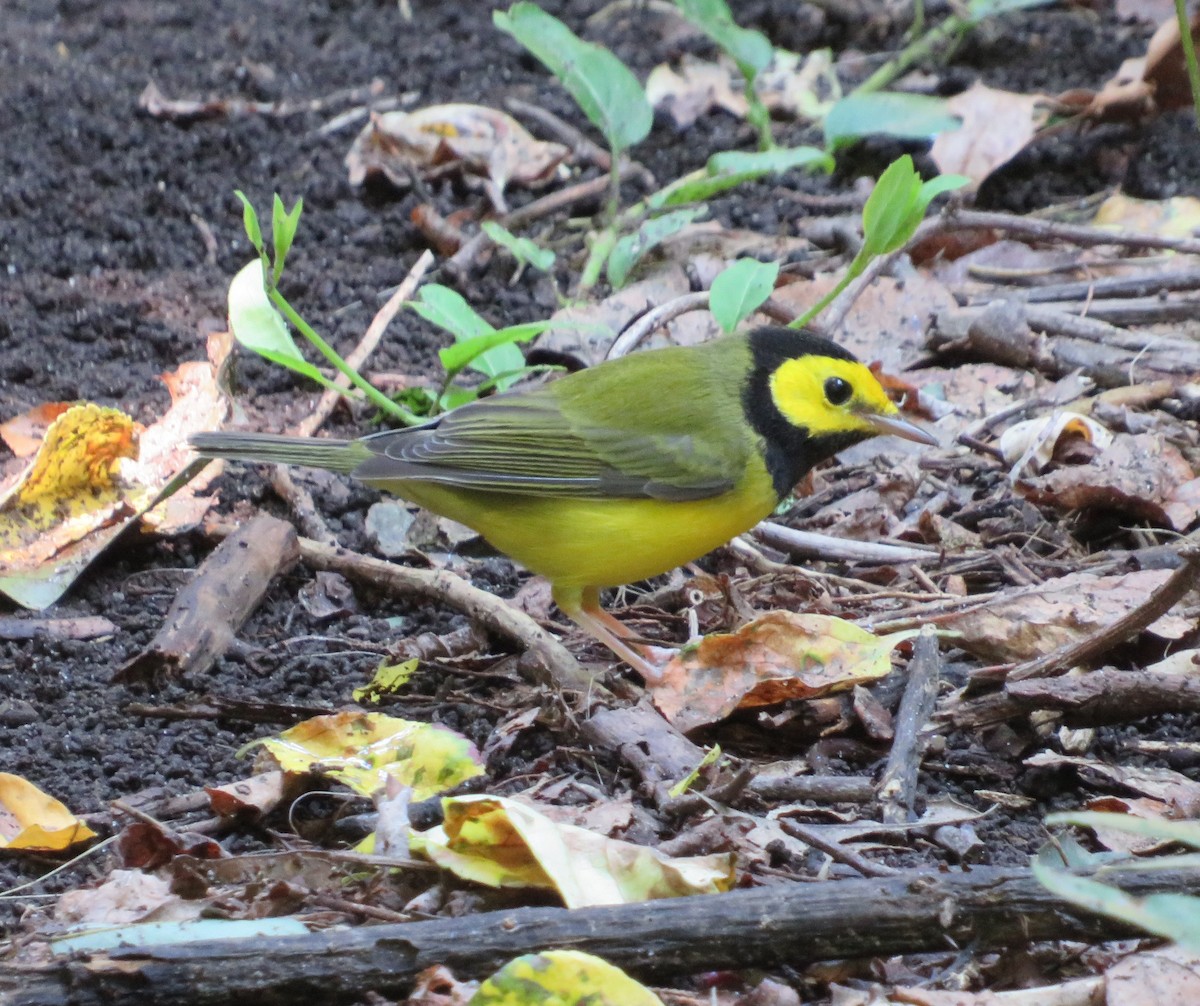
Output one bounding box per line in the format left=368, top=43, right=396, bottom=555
left=351, top=394, right=739, bottom=500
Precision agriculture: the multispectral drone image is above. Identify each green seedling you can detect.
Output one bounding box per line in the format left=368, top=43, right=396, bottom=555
left=405, top=284, right=551, bottom=414
left=493, top=5, right=832, bottom=294
left=674, top=0, right=775, bottom=150
left=495, top=2, right=652, bottom=222
left=1036, top=810, right=1200, bottom=951
left=581, top=146, right=832, bottom=293
left=709, top=258, right=779, bottom=334
left=823, top=92, right=962, bottom=150
left=480, top=221, right=556, bottom=276
left=789, top=155, right=967, bottom=329
left=1175, top=0, right=1200, bottom=132
left=230, top=193, right=550, bottom=424
left=233, top=191, right=416, bottom=423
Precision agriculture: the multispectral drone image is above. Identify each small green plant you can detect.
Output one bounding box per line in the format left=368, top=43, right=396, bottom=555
left=708, top=258, right=779, bottom=333
left=495, top=2, right=652, bottom=223
left=230, top=193, right=550, bottom=423
left=789, top=156, right=967, bottom=329
left=480, top=221, right=556, bottom=277
left=1036, top=810, right=1200, bottom=950
left=674, top=0, right=775, bottom=150
left=1175, top=0, right=1200, bottom=132
left=494, top=4, right=832, bottom=295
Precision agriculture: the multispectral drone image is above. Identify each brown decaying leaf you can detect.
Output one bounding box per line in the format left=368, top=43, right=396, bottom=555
left=345, top=104, right=568, bottom=211
left=941, top=569, right=1196, bottom=663
left=929, top=82, right=1049, bottom=189
left=1075, top=11, right=1200, bottom=123
left=1027, top=752, right=1200, bottom=817
left=647, top=612, right=914, bottom=733
left=1017, top=432, right=1200, bottom=531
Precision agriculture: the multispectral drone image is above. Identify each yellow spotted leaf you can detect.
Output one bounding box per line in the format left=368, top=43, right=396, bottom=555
left=352, top=659, right=418, bottom=703
left=0, top=773, right=97, bottom=851
left=648, top=611, right=921, bottom=732
left=0, top=404, right=154, bottom=608
left=470, top=950, right=663, bottom=1006
left=256, top=711, right=483, bottom=799
left=409, top=795, right=734, bottom=908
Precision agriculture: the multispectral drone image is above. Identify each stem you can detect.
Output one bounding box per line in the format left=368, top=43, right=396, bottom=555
left=909, top=0, right=925, bottom=40
left=578, top=225, right=619, bottom=295
left=744, top=82, right=774, bottom=151
left=1175, top=0, right=1200, bottom=133
left=268, top=289, right=420, bottom=425
left=789, top=249, right=869, bottom=329
left=852, top=12, right=966, bottom=96
left=605, top=150, right=622, bottom=225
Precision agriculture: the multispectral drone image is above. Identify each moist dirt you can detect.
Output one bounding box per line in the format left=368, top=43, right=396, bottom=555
left=1, top=0, right=1197, bottom=995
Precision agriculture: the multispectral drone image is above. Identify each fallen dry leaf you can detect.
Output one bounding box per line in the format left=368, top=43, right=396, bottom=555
left=941, top=569, right=1195, bottom=663
left=410, top=794, right=733, bottom=908
left=1107, top=945, right=1200, bottom=1006
left=1027, top=752, right=1200, bottom=816
left=0, top=402, right=73, bottom=458
left=1017, top=432, right=1200, bottom=531
left=1092, top=191, right=1200, bottom=238
left=1000, top=411, right=1114, bottom=482
left=0, top=772, right=97, bottom=852
left=645, top=56, right=748, bottom=129
left=345, top=103, right=568, bottom=212
left=55, top=869, right=199, bottom=926
left=929, top=82, right=1049, bottom=188
left=648, top=611, right=919, bottom=733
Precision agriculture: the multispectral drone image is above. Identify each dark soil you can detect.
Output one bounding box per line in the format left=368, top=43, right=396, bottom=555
left=2, top=0, right=1197, bottom=999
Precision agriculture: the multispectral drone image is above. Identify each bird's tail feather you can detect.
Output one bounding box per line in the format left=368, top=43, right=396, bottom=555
left=189, top=432, right=367, bottom=475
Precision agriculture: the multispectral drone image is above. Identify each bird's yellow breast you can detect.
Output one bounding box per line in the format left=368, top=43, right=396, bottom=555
left=380, top=457, right=780, bottom=592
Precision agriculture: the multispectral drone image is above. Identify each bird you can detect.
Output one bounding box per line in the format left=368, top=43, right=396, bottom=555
left=190, top=326, right=935, bottom=680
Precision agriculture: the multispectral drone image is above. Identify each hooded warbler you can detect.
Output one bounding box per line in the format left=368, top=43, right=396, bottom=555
left=190, top=326, right=934, bottom=678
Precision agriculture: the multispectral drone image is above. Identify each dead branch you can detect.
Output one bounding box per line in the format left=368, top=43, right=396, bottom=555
left=9, top=862, right=1200, bottom=1005
left=878, top=626, right=942, bottom=823
left=116, top=515, right=299, bottom=683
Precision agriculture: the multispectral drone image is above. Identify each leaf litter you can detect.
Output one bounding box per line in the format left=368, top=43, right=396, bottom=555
left=4, top=2, right=1200, bottom=1003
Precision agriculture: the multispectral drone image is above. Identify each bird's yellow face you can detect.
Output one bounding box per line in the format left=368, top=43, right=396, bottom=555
left=767, top=354, right=900, bottom=440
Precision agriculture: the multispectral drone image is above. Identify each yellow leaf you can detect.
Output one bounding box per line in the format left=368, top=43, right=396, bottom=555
left=0, top=773, right=97, bottom=851
left=470, top=950, right=663, bottom=1006
left=257, top=711, right=483, bottom=799
left=410, top=795, right=733, bottom=908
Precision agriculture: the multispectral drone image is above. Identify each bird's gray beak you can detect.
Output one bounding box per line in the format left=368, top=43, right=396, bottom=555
left=867, top=412, right=938, bottom=445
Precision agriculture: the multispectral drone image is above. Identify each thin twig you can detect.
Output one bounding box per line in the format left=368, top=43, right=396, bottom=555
left=293, top=250, right=434, bottom=438
left=605, top=292, right=711, bottom=359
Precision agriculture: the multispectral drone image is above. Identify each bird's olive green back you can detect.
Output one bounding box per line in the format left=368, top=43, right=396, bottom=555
left=352, top=336, right=759, bottom=501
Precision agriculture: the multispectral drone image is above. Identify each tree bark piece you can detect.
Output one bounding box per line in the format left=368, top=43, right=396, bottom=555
left=878, top=626, right=941, bottom=823
left=8, top=863, right=1200, bottom=1005
left=116, top=515, right=299, bottom=682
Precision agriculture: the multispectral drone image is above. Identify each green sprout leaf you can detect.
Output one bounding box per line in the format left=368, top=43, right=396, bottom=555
left=675, top=0, right=773, bottom=79
left=409, top=284, right=493, bottom=342
left=270, top=195, right=303, bottom=285
left=481, top=221, right=556, bottom=273
left=861, top=155, right=968, bottom=259
left=234, top=190, right=264, bottom=258
left=823, top=92, right=962, bottom=149
left=968, top=0, right=1055, bottom=21
left=654, top=146, right=832, bottom=208
left=438, top=321, right=548, bottom=381
left=606, top=207, right=704, bottom=288
left=709, top=258, right=779, bottom=333
left=227, top=260, right=338, bottom=392
left=1033, top=857, right=1200, bottom=951
left=494, top=3, right=652, bottom=156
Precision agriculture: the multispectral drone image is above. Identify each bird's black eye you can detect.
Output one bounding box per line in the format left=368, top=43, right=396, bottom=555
left=824, top=376, right=853, bottom=405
